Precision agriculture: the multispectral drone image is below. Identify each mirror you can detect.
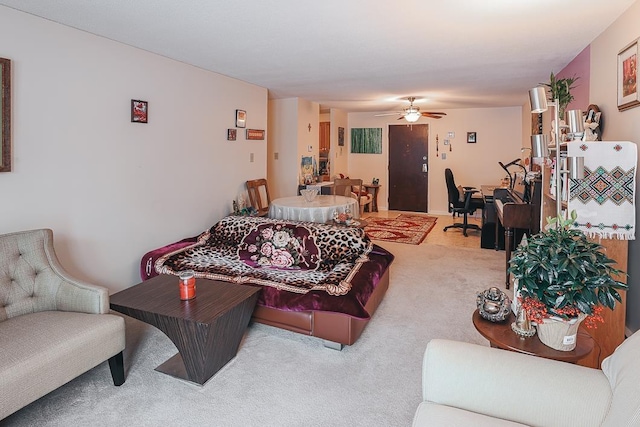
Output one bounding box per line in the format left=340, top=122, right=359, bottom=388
left=1, top=57, right=11, bottom=172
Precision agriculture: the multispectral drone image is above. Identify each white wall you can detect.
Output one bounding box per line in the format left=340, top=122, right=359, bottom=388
left=0, top=7, right=267, bottom=293
left=268, top=98, right=319, bottom=198
left=329, top=108, right=348, bottom=177
left=268, top=98, right=298, bottom=199
left=348, top=107, right=523, bottom=213
left=297, top=99, right=320, bottom=177
left=521, top=101, right=532, bottom=153
left=590, top=8, right=640, bottom=141
left=588, top=0, right=640, bottom=333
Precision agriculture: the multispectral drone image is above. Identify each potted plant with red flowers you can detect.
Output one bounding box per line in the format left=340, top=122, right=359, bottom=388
left=508, top=211, right=627, bottom=351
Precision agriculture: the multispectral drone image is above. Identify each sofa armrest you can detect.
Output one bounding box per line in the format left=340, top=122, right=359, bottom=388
left=422, top=339, right=611, bottom=427
left=42, top=230, right=110, bottom=314
left=54, top=277, right=110, bottom=314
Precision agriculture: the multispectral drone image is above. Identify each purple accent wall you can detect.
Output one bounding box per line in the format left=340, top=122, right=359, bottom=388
left=557, top=46, right=591, bottom=112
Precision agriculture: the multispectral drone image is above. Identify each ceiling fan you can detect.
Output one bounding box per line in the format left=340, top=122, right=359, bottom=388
left=375, top=97, right=446, bottom=122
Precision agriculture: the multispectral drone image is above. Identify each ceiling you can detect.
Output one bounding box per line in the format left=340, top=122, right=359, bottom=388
left=1, top=0, right=636, bottom=113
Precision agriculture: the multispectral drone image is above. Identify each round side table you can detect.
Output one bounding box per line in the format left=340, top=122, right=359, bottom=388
left=472, top=310, right=594, bottom=363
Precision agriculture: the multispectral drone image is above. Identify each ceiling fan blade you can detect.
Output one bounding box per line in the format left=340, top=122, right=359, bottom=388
left=374, top=112, right=402, bottom=117
left=421, top=112, right=446, bottom=116
left=397, top=116, right=406, bottom=120
left=421, top=114, right=444, bottom=119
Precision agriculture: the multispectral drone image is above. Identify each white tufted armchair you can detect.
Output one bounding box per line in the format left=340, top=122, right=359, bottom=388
left=0, top=229, right=126, bottom=420
left=413, top=332, right=640, bottom=426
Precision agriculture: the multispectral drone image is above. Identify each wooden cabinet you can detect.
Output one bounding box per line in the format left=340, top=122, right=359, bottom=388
left=577, top=240, right=627, bottom=369
left=319, top=122, right=330, bottom=180
left=319, top=122, right=330, bottom=153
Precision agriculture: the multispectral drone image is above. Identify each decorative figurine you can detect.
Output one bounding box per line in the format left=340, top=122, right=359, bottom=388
left=511, top=305, right=536, bottom=338
left=476, top=287, right=512, bottom=322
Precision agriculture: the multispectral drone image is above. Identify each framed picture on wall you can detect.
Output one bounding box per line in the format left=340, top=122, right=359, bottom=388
left=227, top=129, right=237, bottom=141
left=246, top=129, right=265, bottom=140
left=236, top=109, right=247, bottom=128
left=351, top=128, right=382, bottom=153
left=617, top=38, right=639, bottom=111
left=131, top=100, right=148, bottom=123
left=467, top=132, right=477, bottom=143
left=338, top=127, right=345, bottom=146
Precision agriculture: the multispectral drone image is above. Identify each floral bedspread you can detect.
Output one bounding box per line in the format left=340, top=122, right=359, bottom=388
left=155, top=216, right=373, bottom=296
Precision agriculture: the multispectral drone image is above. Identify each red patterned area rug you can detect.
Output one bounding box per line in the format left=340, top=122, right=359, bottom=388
left=362, top=214, right=437, bottom=245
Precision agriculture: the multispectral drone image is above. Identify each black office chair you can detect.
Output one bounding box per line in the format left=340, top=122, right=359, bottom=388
left=443, top=168, right=484, bottom=236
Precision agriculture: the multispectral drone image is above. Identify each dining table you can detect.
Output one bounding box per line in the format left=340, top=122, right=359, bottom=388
left=268, top=195, right=359, bottom=223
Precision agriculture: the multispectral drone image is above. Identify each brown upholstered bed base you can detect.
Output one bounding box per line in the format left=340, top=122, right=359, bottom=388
left=251, top=268, right=390, bottom=349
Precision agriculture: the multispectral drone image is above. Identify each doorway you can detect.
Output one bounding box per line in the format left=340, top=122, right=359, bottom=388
left=388, top=124, right=429, bottom=212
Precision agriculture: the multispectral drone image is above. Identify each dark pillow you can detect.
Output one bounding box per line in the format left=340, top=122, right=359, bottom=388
left=238, top=223, right=320, bottom=270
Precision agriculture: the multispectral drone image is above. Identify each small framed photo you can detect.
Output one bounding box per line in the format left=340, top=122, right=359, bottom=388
left=617, top=38, right=639, bottom=111
left=338, top=127, right=345, bottom=146
left=131, top=100, right=148, bottom=123
left=236, top=109, right=246, bottom=128
left=246, top=129, right=265, bottom=140
left=227, top=129, right=237, bottom=141
left=467, top=132, right=477, bottom=143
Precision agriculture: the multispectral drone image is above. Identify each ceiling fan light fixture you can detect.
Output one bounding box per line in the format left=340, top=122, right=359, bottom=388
left=404, top=109, right=421, bottom=122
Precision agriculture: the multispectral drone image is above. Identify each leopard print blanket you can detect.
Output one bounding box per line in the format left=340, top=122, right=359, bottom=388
left=155, top=216, right=373, bottom=296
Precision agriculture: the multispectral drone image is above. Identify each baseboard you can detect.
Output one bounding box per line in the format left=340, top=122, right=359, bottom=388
left=429, top=210, right=453, bottom=216
left=378, top=209, right=482, bottom=219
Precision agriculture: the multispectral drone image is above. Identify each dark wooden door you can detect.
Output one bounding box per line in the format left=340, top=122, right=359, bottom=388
left=388, top=124, right=429, bottom=212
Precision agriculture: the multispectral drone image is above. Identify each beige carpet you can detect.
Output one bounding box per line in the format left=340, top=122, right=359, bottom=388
left=2, top=230, right=505, bottom=427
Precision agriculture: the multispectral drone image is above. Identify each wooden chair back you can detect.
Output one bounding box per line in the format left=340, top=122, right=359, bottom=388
left=246, top=179, right=271, bottom=217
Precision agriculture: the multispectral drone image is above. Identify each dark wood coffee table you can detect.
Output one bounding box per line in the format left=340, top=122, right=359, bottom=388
left=472, top=310, right=594, bottom=363
left=110, top=274, right=260, bottom=385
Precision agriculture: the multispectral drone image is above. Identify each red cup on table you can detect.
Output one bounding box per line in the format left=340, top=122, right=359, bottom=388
left=178, top=270, right=196, bottom=300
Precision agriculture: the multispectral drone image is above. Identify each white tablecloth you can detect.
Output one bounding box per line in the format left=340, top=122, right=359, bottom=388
left=305, top=182, right=334, bottom=195
left=268, top=195, right=359, bottom=223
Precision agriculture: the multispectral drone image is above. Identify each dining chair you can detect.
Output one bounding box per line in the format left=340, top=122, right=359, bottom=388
left=246, top=178, right=271, bottom=217
left=333, top=178, right=372, bottom=216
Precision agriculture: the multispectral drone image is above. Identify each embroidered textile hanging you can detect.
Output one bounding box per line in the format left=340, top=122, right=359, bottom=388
left=567, top=141, right=637, bottom=240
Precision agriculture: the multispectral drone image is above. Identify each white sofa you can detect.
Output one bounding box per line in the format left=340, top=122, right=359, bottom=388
left=413, top=331, right=640, bottom=427
left=0, top=229, right=126, bottom=420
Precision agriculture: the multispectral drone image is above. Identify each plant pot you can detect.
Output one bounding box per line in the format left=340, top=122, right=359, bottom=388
left=536, top=314, right=586, bottom=351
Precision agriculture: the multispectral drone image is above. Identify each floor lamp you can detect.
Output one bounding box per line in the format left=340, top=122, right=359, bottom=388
left=528, top=86, right=584, bottom=223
